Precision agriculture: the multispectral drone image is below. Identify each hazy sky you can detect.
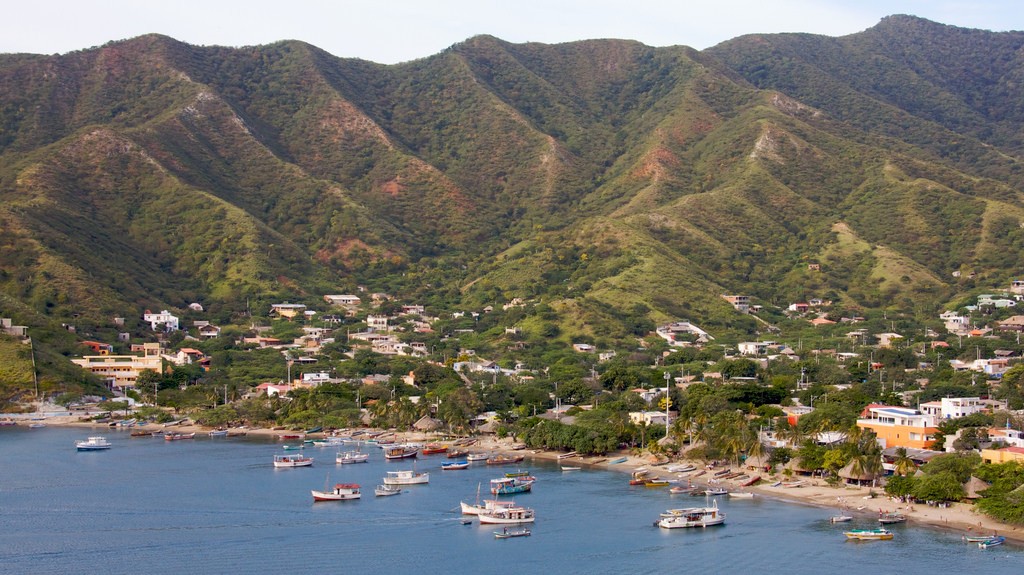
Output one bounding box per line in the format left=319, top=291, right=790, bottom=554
left=3, top=0, right=1022, bottom=63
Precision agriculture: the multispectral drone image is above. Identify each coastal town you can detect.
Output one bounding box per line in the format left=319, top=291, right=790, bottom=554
left=4, top=278, right=1024, bottom=543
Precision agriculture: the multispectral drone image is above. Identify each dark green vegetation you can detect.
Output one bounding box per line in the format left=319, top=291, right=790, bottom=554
left=1, top=16, right=1023, bottom=391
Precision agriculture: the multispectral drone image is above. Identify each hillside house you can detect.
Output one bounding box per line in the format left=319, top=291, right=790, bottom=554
left=721, top=295, right=750, bottom=313
left=71, top=342, right=163, bottom=391
left=366, top=315, right=389, bottom=330
left=738, top=341, right=772, bottom=356
left=198, top=324, right=221, bottom=338
left=270, top=303, right=306, bottom=319
left=876, top=332, right=903, bottom=347
left=857, top=405, right=938, bottom=450
left=1012, top=280, right=1024, bottom=296
left=997, top=315, right=1024, bottom=332
left=143, top=310, right=179, bottom=331
left=323, top=294, right=361, bottom=306
left=81, top=340, right=113, bottom=354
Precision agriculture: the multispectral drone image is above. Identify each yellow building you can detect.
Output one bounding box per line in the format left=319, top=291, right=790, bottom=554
left=71, top=343, right=163, bottom=391
left=981, top=447, right=1024, bottom=464
left=856, top=405, right=938, bottom=450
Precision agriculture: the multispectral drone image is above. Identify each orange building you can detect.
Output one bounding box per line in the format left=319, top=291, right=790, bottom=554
left=856, top=405, right=938, bottom=450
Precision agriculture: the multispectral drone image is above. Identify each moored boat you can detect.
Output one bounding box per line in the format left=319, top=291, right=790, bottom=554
left=490, top=476, right=534, bottom=495
left=75, top=436, right=112, bottom=451
left=478, top=506, right=536, bottom=525
left=486, top=454, right=525, bottom=465
left=420, top=444, right=448, bottom=455
left=561, top=466, right=581, bottom=472
left=461, top=499, right=516, bottom=515
left=336, top=451, right=369, bottom=464
left=164, top=432, right=195, bottom=441
left=312, top=482, right=360, bottom=501
left=704, top=487, right=728, bottom=496
left=728, top=491, right=754, bottom=499
left=382, top=469, right=429, bottom=485
left=447, top=449, right=469, bottom=459
left=384, top=446, right=419, bottom=460
left=442, top=461, right=469, bottom=470
left=963, top=533, right=997, bottom=543
left=208, top=429, right=228, bottom=437
left=375, top=484, right=402, bottom=497
left=644, top=479, right=670, bottom=488
left=273, top=454, right=314, bottom=468
left=656, top=502, right=725, bottom=529
left=466, top=452, right=489, bottom=462
left=878, top=511, right=907, bottom=524
left=844, top=528, right=893, bottom=541
left=830, top=514, right=854, bottom=523
left=979, top=535, right=1005, bottom=549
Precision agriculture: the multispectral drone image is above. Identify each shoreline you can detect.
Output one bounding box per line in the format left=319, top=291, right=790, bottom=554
left=23, top=414, right=1023, bottom=546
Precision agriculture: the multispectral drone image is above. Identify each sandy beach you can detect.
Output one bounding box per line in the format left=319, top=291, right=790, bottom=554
left=23, top=411, right=1022, bottom=545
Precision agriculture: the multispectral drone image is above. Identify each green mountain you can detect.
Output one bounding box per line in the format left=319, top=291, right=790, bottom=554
left=0, top=16, right=1022, bottom=356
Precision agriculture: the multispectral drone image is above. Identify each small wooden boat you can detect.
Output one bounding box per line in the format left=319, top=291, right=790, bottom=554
left=494, top=527, right=531, bottom=539
left=490, top=477, right=534, bottom=495
left=28, top=423, right=46, bottom=429
left=280, top=433, right=305, bottom=440
left=878, top=512, right=906, bottom=524
left=667, top=465, right=696, bottom=473
left=305, top=426, right=323, bottom=434
left=486, top=454, right=524, bottom=465
left=282, top=444, right=304, bottom=451
left=442, top=461, right=469, bottom=470
left=447, top=449, right=469, bottom=459
left=421, top=444, right=449, bottom=455
left=629, top=470, right=651, bottom=485
left=979, top=536, right=1005, bottom=549
left=608, top=457, right=628, bottom=464
left=831, top=514, right=854, bottom=523
left=669, top=485, right=696, bottom=494
left=466, top=452, right=489, bottom=462
left=208, top=429, right=228, bottom=437
left=384, top=446, right=419, bottom=460
left=728, top=491, right=754, bottom=499
left=505, top=469, right=531, bottom=478
left=704, top=487, right=728, bottom=496
left=963, top=534, right=998, bottom=543
left=557, top=451, right=578, bottom=460
left=311, top=483, right=361, bottom=502
left=740, top=475, right=762, bottom=487
left=713, top=468, right=731, bottom=477
left=561, top=466, right=581, bottom=472
left=644, top=479, right=670, bottom=488
left=382, top=470, right=429, bottom=485
left=130, top=430, right=153, bottom=437
left=844, top=528, right=893, bottom=541
left=164, top=432, right=195, bottom=441
left=375, top=484, right=402, bottom=497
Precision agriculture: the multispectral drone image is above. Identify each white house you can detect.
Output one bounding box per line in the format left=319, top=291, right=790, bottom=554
left=738, top=341, right=772, bottom=356
left=143, top=310, right=179, bottom=331
left=324, top=294, right=361, bottom=306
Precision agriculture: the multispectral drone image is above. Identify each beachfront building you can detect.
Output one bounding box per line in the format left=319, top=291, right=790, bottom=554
left=70, top=342, right=163, bottom=391
left=857, top=405, right=938, bottom=450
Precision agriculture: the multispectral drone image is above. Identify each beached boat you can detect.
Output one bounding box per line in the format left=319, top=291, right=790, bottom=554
left=979, top=535, right=1005, bottom=549
left=208, top=429, right=228, bottom=437
left=280, top=433, right=305, bottom=440
left=375, top=484, right=402, bottom=497
left=486, top=454, right=525, bottom=465
left=478, top=506, right=536, bottom=525
left=442, top=461, right=469, bottom=470
left=878, top=512, right=907, bottom=524
left=629, top=470, right=651, bottom=485
left=273, top=454, right=314, bottom=468
left=844, top=528, right=893, bottom=541
left=669, top=485, right=696, bottom=494
left=740, top=475, right=762, bottom=487
left=311, top=483, right=361, bottom=501
left=164, top=432, right=195, bottom=441
left=420, top=444, right=448, bottom=455
left=608, top=457, right=628, bottom=464
left=382, top=469, right=429, bottom=485
left=656, top=502, right=726, bottom=529
left=75, top=436, right=112, bottom=451
left=667, top=464, right=696, bottom=473
left=644, top=479, right=670, bottom=488
left=384, top=446, right=419, bottom=460
left=466, top=452, right=489, bottom=462
left=490, top=477, right=534, bottom=495
left=557, top=451, right=578, bottom=460
left=304, top=426, right=323, bottom=434
left=494, top=527, right=531, bottom=539
left=336, top=451, right=369, bottom=464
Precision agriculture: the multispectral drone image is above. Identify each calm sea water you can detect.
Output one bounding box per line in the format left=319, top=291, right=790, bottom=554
left=1, top=426, right=1020, bottom=575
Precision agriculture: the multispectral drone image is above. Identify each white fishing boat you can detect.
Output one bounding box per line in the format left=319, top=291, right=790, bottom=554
left=312, top=437, right=346, bottom=447
left=478, top=506, right=536, bottom=525
left=830, top=513, right=854, bottom=523
left=704, top=487, right=728, bottom=496
left=728, top=491, right=755, bottom=499
left=208, top=429, right=228, bottom=437
left=273, top=454, right=314, bottom=468
left=656, top=501, right=726, bottom=529
left=375, top=484, right=402, bottom=497
left=336, top=451, right=369, bottom=464
left=466, top=452, right=489, bottom=462
left=561, top=466, right=581, bottom=472
left=382, top=469, right=429, bottom=485
left=75, top=436, right=112, bottom=451
left=311, top=482, right=361, bottom=501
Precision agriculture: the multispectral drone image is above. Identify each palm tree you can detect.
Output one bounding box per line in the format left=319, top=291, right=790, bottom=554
left=892, top=447, right=916, bottom=476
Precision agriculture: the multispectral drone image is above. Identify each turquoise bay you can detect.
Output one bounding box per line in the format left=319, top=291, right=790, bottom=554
left=1, top=427, right=1019, bottom=574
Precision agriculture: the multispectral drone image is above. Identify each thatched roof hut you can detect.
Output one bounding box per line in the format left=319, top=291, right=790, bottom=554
left=963, top=476, right=992, bottom=500
left=413, top=416, right=443, bottom=432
